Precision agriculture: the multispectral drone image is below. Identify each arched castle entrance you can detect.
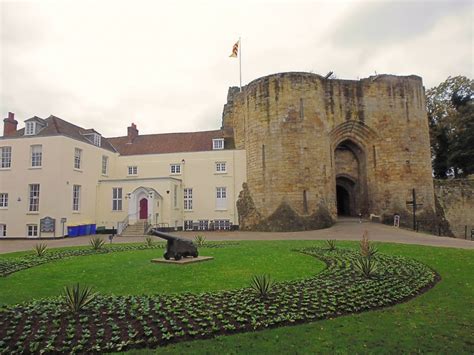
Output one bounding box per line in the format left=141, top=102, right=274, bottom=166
left=334, top=139, right=368, bottom=217
left=330, top=121, right=378, bottom=218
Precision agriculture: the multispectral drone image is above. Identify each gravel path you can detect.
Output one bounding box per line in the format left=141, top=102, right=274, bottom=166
left=0, top=218, right=472, bottom=254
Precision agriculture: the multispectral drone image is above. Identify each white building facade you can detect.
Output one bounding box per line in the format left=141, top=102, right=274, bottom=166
left=0, top=113, right=246, bottom=238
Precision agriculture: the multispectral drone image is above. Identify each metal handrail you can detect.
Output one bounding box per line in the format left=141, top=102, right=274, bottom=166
left=144, top=214, right=152, bottom=234
left=117, top=212, right=139, bottom=235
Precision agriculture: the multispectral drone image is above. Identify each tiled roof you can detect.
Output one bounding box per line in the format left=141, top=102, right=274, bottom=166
left=107, top=130, right=227, bottom=155
left=2, top=115, right=232, bottom=155
left=3, top=115, right=117, bottom=152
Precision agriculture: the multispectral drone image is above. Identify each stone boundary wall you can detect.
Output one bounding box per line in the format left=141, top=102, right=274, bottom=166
left=435, top=178, right=474, bottom=239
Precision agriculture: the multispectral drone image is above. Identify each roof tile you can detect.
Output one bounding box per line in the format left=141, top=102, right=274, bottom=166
left=107, top=130, right=227, bottom=155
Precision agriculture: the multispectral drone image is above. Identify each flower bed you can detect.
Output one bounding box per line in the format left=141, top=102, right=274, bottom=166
left=0, top=247, right=439, bottom=353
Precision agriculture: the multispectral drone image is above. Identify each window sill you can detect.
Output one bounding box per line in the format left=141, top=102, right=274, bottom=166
left=214, top=172, right=228, bottom=175
left=29, top=166, right=42, bottom=170
left=0, top=207, right=8, bottom=210
left=73, top=168, right=83, bottom=173
left=0, top=168, right=11, bottom=171
left=111, top=210, right=123, bottom=212
left=215, top=209, right=228, bottom=211
left=170, top=173, right=182, bottom=176
left=184, top=210, right=194, bottom=212
left=127, top=175, right=138, bottom=177
left=27, top=212, right=40, bottom=215
left=72, top=211, right=81, bottom=214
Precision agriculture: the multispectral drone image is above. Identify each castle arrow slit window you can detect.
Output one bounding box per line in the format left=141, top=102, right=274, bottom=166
left=300, top=98, right=304, bottom=119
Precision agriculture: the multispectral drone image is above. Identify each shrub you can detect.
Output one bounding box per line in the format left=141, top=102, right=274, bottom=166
left=90, top=237, right=105, bottom=250
left=33, top=243, right=48, bottom=257
left=250, top=274, right=274, bottom=299
left=194, top=235, right=206, bottom=247
left=354, top=256, right=378, bottom=278
left=325, top=239, right=337, bottom=251
left=144, top=236, right=154, bottom=247
left=360, top=230, right=378, bottom=258
left=63, top=283, right=96, bottom=313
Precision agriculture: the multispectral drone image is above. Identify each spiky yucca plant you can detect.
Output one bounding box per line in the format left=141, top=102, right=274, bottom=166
left=89, top=236, right=105, bottom=250
left=194, top=235, right=206, bottom=247
left=325, top=239, right=337, bottom=251
left=63, top=283, right=96, bottom=313
left=33, top=243, right=48, bottom=257
left=144, top=236, right=153, bottom=247
left=354, top=256, right=378, bottom=278
left=250, top=274, right=274, bottom=299
left=360, top=230, right=378, bottom=258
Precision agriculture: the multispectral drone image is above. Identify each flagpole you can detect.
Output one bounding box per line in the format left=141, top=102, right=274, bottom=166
left=239, top=37, right=242, bottom=90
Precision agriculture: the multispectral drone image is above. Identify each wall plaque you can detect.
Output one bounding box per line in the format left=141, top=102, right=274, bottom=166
left=40, top=216, right=55, bottom=233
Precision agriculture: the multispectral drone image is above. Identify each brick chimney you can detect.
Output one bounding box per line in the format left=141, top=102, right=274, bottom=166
left=3, top=112, right=18, bottom=137
left=127, top=123, right=138, bottom=143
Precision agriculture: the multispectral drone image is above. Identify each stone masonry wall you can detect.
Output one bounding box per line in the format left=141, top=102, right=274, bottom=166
left=223, top=72, right=435, bottom=231
left=335, top=148, right=359, bottom=180
left=435, top=179, right=474, bottom=238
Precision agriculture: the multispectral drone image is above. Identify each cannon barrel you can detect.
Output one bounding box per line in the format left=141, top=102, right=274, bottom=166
left=149, top=228, right=177, bottom=241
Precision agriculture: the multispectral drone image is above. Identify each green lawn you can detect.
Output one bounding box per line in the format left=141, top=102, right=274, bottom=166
left=0, top=240, right=472, bottom=353
left=125, top=242, right=474, bottom=354
left=0, top=241, right=323, bottom=305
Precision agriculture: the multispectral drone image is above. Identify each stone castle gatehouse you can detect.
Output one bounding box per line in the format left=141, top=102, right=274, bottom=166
left=222, top=72, right=435, bottom=231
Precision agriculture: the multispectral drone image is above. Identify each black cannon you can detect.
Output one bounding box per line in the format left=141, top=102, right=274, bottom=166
left=150, top=229, right=198, bottom=260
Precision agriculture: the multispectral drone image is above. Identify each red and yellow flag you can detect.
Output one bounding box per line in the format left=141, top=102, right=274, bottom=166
left=229, top=40, right=239, bottom=58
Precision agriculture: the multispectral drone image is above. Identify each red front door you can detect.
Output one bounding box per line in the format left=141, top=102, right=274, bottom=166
left=139, top=198, right=148, bottom=219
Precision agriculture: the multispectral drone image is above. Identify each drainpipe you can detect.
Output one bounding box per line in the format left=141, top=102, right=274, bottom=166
left=181, top=158, right=185, bottom=230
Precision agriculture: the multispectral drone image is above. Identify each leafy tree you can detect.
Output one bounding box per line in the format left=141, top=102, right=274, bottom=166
left=426, top=76, right=474, bottom=178
left=449, top=95, right=474, bottom=176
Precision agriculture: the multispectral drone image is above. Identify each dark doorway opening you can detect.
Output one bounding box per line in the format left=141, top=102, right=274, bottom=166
left=336, top=185, right=351, bottom=216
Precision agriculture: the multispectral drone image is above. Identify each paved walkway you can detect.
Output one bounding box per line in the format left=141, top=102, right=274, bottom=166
left=0, top=218, right=472, bottom=254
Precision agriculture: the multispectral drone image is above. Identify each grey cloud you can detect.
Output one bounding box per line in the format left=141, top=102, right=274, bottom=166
left=331, top=0, right=472, bottom=47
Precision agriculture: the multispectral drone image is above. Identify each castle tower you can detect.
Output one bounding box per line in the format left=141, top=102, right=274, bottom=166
left=223, top=72, right=435, bottom=231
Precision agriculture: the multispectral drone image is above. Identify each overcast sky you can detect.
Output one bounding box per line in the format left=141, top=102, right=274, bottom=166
left=1, top=0, right=472, bottom=137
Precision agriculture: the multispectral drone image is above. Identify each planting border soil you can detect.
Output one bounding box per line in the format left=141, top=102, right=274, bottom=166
left=0, top=247, right=439, bottom=354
